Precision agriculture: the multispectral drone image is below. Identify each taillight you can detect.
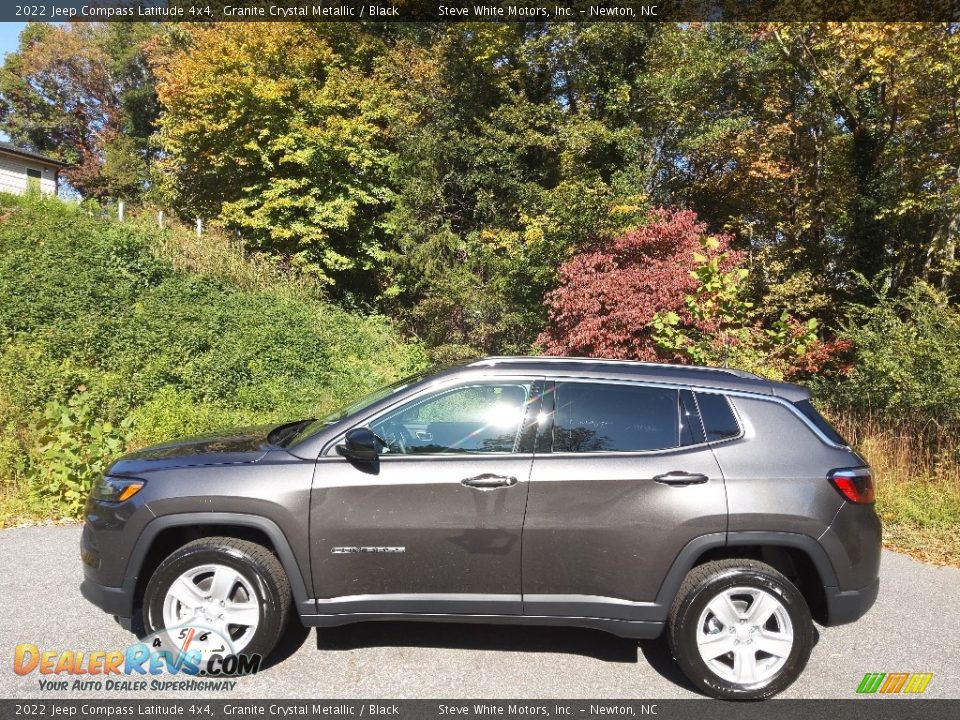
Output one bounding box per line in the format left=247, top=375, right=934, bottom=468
left=829, top=467, right=875, bottom=503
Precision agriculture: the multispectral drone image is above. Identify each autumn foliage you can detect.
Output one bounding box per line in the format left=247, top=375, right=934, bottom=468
left=538, top=209, right=740, bottom=361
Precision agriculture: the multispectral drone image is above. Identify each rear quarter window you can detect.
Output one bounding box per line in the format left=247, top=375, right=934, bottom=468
left=694, top=393, right=740, bottom=441
left=792, top=399, right=848, bottom=446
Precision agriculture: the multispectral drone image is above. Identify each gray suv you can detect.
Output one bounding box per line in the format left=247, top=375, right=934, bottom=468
left=80, top=357, right=880, bottom=699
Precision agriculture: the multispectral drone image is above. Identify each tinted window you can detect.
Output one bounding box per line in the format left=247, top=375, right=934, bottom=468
left=553, top=382, right=680, bottom=452
left=695, top=393, right=740, bottom=441
left=371, top=383, right=532, bottom=455
left=793, top=399, right=847, bottom=445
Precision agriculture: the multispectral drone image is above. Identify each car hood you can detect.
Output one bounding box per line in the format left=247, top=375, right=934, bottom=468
left=108, top=425, right=274, bottom=476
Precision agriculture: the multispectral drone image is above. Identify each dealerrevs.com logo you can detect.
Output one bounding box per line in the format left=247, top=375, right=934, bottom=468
left=12, top=624, right=262, bottom=692
left=857, top=672, right=934, bottom=695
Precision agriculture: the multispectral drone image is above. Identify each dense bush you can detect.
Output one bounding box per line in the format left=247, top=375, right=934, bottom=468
left=537, top=209, right=736, bottom=360
left=28, top=389, right=134, bottom=516
left=816, top=282, right=960, bottom=432
left=0, top=194, right=425, bottom=517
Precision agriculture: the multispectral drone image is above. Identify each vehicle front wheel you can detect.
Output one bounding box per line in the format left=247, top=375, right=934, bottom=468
left=667, top=559, right=815, bottom=700
left=143, top=537, right=291, bottom=662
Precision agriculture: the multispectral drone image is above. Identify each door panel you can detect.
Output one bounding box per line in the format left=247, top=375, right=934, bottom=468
left=311, top=455, right=533, bottom=613
left=521, top=380, right=727, bottom=619
left=309, top=379, right=542, bottom=615
left=522, top=449, right=725, bottom=616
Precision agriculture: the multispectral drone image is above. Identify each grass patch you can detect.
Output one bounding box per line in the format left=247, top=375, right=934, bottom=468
left=833, top=413, right=960, bottom=566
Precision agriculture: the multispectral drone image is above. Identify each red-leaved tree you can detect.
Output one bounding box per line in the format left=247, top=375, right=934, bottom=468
left=537, top=208, right=740, bottom=360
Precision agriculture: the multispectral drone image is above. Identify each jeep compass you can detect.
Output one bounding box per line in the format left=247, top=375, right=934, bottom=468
left=80, top=357, right=881, bottom=699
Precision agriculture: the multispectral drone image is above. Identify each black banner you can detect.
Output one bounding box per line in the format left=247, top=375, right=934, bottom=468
left=3, top=0, right=960, bottom=23
left=1, top=700, right=960, bottom=720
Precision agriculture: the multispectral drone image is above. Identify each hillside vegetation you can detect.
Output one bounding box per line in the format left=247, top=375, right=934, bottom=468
left=1, top=194, right=958, bottom=565
left=0, top=194, right=424, bottom=520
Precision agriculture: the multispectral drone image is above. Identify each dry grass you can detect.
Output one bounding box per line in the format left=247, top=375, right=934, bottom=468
left=832, top=412, right=960, bottom=566
left=126, top=208, right=328, bottom=300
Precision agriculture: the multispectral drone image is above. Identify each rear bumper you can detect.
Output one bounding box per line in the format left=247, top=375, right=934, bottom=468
left=823, top=576, right=879, bottom=625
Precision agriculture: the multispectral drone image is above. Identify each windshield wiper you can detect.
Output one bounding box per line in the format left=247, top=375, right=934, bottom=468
left=267, top=419, right=316, bottom=448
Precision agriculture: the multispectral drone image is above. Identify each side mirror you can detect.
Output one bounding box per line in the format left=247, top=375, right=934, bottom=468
left=336, top=427, right=384, bottom=463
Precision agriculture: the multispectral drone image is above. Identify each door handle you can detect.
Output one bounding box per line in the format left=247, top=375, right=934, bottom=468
left=653, top=471, right=709, bottom=486
left=461, top=473, right=518, bottom=490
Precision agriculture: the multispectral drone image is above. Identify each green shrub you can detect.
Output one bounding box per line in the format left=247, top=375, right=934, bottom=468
left=128, top=387, right=265, bottom=445
left=0, top=193, right=425, bottom=520
left=816, top=282, right=960, bottom=432
left=26, top=389, right=134, bottom=516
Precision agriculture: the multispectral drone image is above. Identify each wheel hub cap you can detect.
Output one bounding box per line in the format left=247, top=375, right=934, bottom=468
left=161, top=563, right=261, bottom=655
left=695, top=586, right=794, bottom=686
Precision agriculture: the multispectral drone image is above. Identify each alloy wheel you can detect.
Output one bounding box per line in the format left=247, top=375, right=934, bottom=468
left=161, top=563, right=261, bottom=654
left=695, top=585, right=794, bottom=685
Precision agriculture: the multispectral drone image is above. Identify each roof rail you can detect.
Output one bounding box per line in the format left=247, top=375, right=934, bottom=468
left=466, top=356, right=760, bottom=379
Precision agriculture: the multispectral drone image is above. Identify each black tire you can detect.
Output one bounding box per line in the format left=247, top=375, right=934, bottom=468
left=143, top=537, right=291, bottom=662
left=667, top=559, right=815, bottom=700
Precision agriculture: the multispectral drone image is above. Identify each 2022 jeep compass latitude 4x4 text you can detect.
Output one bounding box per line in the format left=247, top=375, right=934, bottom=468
left=80, top=357, right=880, bottom=700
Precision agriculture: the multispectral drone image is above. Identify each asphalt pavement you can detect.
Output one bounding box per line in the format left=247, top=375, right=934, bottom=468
left=1, top=525, right=957, bottom=699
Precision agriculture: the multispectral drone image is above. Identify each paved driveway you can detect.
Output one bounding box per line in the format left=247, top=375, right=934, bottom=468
left=1, top=525, right=957, bottom=699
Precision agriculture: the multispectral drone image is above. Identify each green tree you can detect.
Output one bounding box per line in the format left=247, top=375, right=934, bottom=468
left=382, top=24, right=656, bottom=356
left=152, top=23, right=399, bottom=295
left=0, top=22, right=160, bottom=198
left=652, top=236, right=820, bottom=380
left=643, top=23, right=960, bottom=304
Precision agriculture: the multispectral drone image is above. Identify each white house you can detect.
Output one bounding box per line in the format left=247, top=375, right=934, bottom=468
left=0, top=141, right=64, bottom=196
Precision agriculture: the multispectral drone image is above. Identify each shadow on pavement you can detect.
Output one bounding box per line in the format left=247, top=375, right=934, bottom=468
left=260, top=616, right=312, bottom=671
left=309, top=620, right=713, bottom=694
left=638, top=635, right=703, bottom=695
left=315, top=620, right=637, bottom=664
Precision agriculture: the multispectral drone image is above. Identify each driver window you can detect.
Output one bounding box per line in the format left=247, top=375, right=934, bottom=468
left=371, top=383, right=533, bottom=455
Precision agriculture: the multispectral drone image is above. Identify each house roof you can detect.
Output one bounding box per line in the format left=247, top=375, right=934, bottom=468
left=0, top=141, right=67, bottom=168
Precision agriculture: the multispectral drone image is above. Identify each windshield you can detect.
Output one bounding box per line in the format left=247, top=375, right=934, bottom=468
left=280, top=368, right=436, bottom=448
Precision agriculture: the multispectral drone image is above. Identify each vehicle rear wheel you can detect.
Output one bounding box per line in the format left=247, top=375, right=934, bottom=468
left=143, top=537, right=291, bottom=662
left=667, top=559, right=814, bottom=700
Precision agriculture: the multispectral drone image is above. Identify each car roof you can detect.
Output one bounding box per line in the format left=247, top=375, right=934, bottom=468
left=447, top=356, right=810, bottom=402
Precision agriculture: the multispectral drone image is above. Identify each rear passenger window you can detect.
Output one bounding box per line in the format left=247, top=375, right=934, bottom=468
left=694, top=393, right=740, bottom=441
left=553, top=382, right=681, bottom=452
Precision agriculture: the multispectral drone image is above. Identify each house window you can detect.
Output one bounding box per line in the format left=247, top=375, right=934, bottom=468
left=26, top=168, right=41, bottom=192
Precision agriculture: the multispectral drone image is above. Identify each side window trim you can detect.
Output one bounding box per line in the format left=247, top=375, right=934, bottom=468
left=679, top=389, right=706, bottom=446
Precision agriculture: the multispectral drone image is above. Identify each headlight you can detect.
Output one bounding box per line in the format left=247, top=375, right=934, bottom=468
left=91, top=476, right=145, bottom=503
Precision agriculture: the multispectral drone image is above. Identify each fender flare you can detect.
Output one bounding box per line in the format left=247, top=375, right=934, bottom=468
left=653, top=531, right=840, bottom=613
left=123, top=512, right=315, bottom=615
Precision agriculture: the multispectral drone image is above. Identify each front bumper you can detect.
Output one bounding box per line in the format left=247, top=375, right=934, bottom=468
left=824, top=576, right=879, bottom=625
left=80, top=491, right=151, bottom=625
left=79, top=577, right=136, bottom=631
left=79, top=577, right=133, bottom=617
